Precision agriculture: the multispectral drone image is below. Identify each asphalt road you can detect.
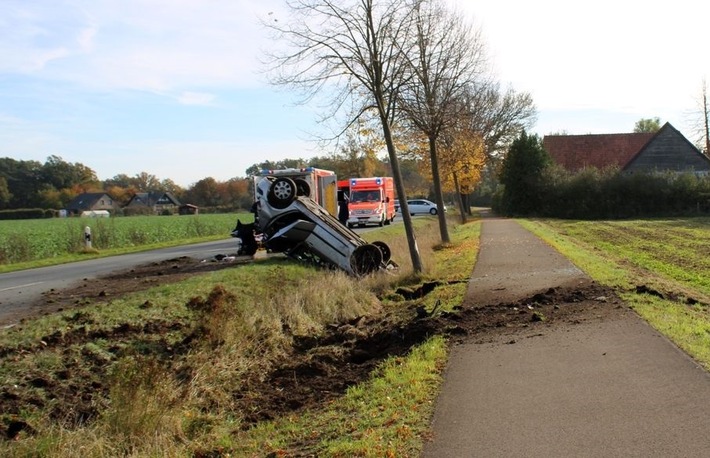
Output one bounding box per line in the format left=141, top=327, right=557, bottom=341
left=0, top=238, right=239, bottom=326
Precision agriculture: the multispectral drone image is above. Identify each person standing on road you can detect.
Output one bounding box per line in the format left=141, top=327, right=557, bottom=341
left=338, top=192, right=349, bottom=226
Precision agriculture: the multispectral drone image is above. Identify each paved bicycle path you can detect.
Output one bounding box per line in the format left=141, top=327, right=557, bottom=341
left=423, top=214, right=710, bottom=457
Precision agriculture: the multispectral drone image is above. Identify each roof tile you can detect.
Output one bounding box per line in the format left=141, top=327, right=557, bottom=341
left=543, top=132, right=654, bottom=171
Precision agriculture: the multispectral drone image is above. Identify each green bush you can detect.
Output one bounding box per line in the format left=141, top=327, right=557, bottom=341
left=535, top=167, right=710, bottom=219
left=496, top=131, right=551, bottom=216
left=0, top=208, right=54, bottom=220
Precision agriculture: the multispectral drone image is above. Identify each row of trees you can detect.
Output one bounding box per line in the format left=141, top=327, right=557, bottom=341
left=264, top=0, right=536, bottom=272
left=0, top=155, right=257, bottom=212
left=0, top=156, right=185, bottom=210
left=0, top=153, right=436, bottom=213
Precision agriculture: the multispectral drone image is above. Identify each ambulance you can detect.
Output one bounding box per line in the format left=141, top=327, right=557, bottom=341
left=253, top=167, right=338, bottom=216
left=346, top=177, right=396, bottom=228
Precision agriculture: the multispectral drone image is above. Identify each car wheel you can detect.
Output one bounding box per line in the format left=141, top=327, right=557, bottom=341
left=350, top=244, right=383, bottom=276
left=294, top=178, right=311, bottom=197
left=429, top=208, right=437, bottom=215
left=267, top=177, right=297, bottom=209
left=371, top=240, right=391, bottom=263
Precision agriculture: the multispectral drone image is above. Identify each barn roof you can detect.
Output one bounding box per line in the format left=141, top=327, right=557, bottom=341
left=542, top=131, right=655, bottom=171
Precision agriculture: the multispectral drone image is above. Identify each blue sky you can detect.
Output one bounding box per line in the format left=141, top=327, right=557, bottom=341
left=1, top=1, right=708, bottom=187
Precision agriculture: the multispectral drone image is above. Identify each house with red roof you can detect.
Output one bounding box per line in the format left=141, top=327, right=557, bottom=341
left=543, top=123, right=710, bottom=174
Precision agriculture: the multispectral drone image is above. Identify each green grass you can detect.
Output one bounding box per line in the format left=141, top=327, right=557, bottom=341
left=232, top=336, right=448, bottom=457
left=230, top=217, right=481, bottom=456
left=520, top=217, right=710, bottom=370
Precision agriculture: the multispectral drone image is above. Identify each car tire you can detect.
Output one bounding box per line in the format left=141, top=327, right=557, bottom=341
left=267, top=177, right=297, bottom=209
left=371, top=240, right=391, bottom=263
left=350, top=244, right=383, bottom=276
left=429, top=208, right=437, bottom=215
left=294, top=178, right=311, bottom=197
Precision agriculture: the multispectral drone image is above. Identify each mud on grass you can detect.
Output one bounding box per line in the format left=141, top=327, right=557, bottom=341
left=1, top=256, right=625, bottom=444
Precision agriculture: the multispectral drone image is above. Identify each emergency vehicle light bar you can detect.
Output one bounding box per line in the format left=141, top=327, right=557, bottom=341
left=261, top=167, right=315, bottom=175
left=350, top=177, right=383, bottom=186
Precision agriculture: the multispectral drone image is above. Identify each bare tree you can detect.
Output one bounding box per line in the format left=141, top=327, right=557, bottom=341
left=685, top=78, right=709, bottom=156
left=464, top=82, right=537, bottom=164
left=264, top=0, right=423, bottom=272
left=397, top=0, right=487, bottom=244
left=700, top=79, right=709, bottom=156
left=447, top=82, right=536, bottom=215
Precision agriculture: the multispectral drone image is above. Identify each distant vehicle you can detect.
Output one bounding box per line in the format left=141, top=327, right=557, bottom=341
left=346, top=177, right=396, bottom=228
left=400, top=199, right=444, bottom=216
left=394, top=199, right=400, bottom=212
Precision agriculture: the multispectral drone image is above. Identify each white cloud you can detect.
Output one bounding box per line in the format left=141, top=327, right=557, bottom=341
left=0, top=0, right=286, bottom=92
left=176, top=92, right=215, bottom=106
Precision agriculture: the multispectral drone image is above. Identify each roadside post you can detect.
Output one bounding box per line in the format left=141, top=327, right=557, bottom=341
left=84, top=226, right=92, bottom=249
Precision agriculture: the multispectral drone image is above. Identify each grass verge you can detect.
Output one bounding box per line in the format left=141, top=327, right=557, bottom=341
left=520, top=217, right=710, bottom=370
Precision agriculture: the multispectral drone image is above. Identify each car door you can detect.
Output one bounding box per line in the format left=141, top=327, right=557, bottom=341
left=408, top=200, right=423, bottom=215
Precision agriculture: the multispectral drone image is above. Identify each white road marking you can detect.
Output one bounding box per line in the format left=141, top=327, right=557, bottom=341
left=0, top=281, right=44, bottom=292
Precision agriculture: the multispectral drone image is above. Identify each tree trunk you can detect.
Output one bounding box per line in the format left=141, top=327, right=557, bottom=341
left=379, top=108, right=423, bottom=273
left=453, top=172, right=467, bottom=224
left=428, top=135, right=451, bottom=244
left=703, top=81, right=709, bottom=156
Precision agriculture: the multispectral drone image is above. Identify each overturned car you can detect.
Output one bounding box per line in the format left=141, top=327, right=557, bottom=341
left=233, top=175, right=396, bottom=276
